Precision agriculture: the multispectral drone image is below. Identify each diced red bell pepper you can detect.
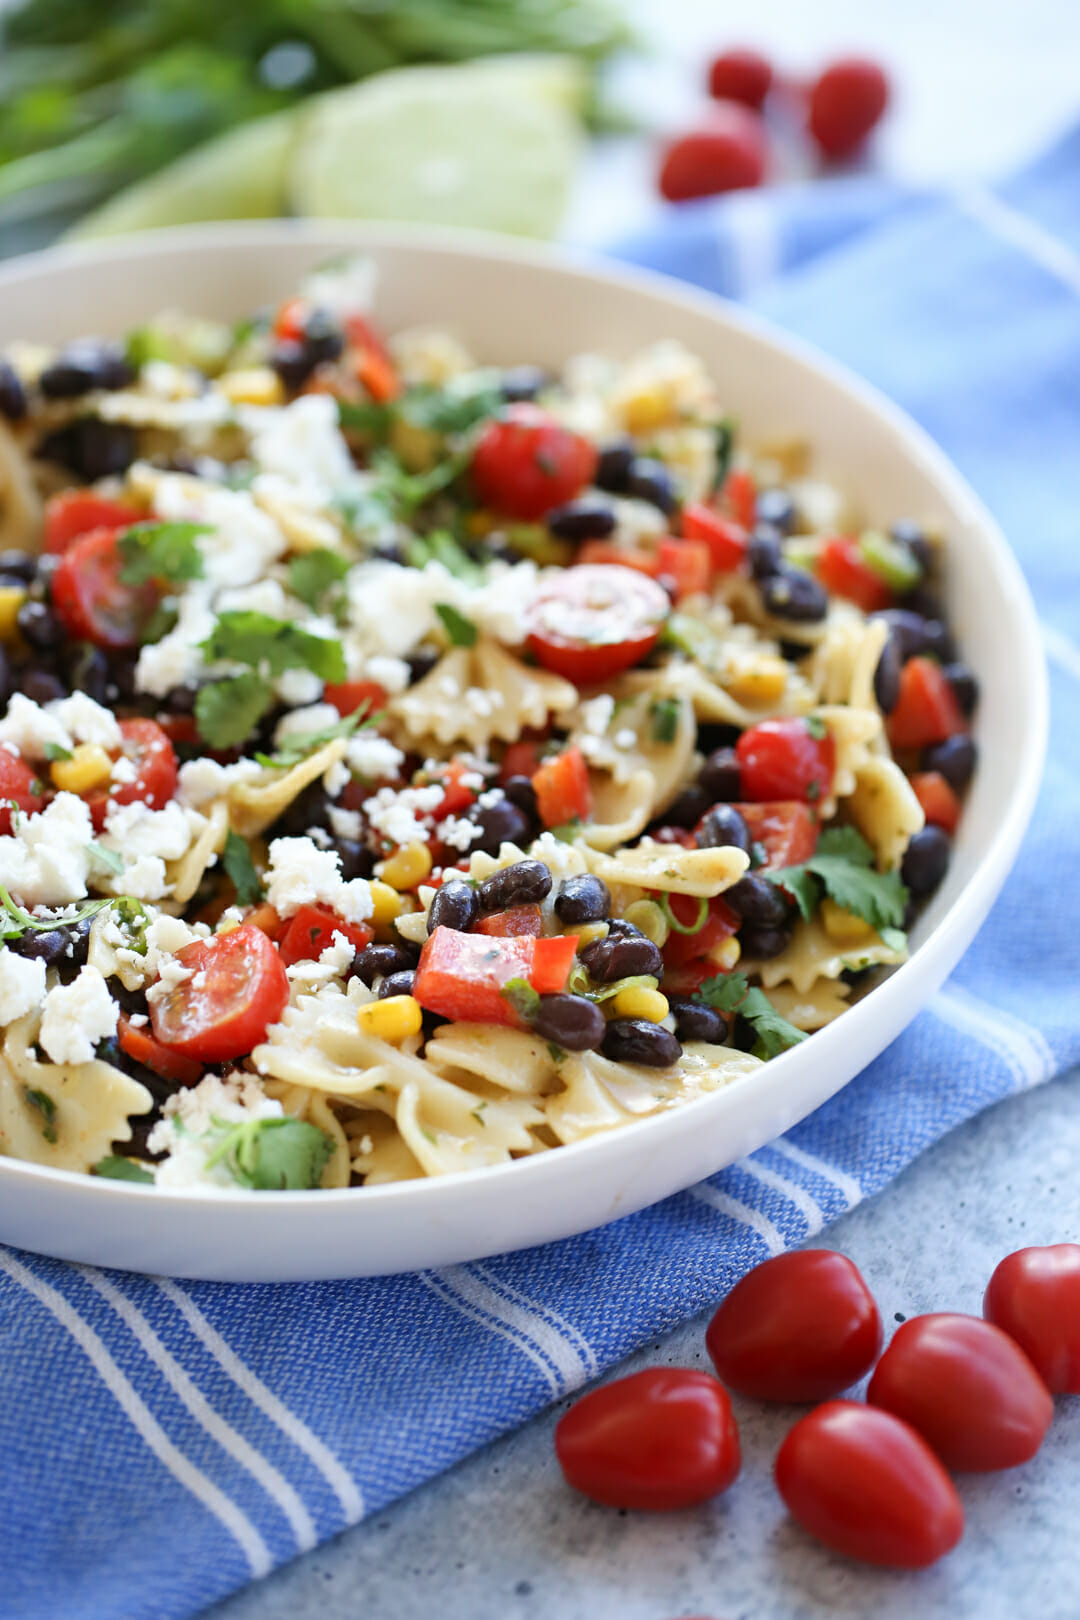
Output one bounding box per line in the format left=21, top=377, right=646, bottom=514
left=499, top=735, right=545, bottom=785
left=661, top=958, right=715, bottom=997
left=887, top=657, right=968, bottom=751
left=575, top=541, right=659, bottom=575
left=735, top=801, right=819, bottom=869
left=413, top=927, right=577, bottom=1025
left=276, top=906, right=372, bottom=967
left=274, top=296, right=311, bottom=343
left=817, top=535, right=894, bottom=613
left=661, top=893, right=739, bottom=969
left=656, top=536, right=712, bottom=601
left=722, top=467, right=757, bottom=530
left=117, top=1015, right=203, bottom=1088
left=346, top=315, right=400, bottom=403
left=472, top=905, right=544, bottom=938
left=909, top=770, right=961, bottom=834
left=681, top=502, right=748, bottom=572
left=430, top=757, right=482, bottom=818
left=533, top=746, right=592, bottom=828
left=322, top=680, right=388, bottom=719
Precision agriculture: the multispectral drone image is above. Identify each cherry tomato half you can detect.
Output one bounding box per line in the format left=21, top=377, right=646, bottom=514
left=816, top=535, right=893, bottom=613
left=83, top=719, right=178, bottom=832
left=117, top=1014, right=202, bottom=1088
left=708, top=47, right=773, bottom=109
left=735, top=802, right=818, bottom=869
left=984, top=1244, right=1080, bottom=1394
left=50, top=526, right=160, bottom=648
left=910, top=770, right=961, bottom=834
left=555, top=1369, right=741, bottom=1511
left=0, top=752, right=45, bottom=834
left=681, top=502, right=748, bottom=572
left=527, top=564, right=670, bottom=686
left=43, top=489, right=142, bottom=555
left=736, top=719, right=834, bottom=804
left=471, top=404, right=597, bottom=520
left=276, top=906, right=373, bottom=968
left=774, top=1401, right=964, bottom=1569
left=707, top=1250, right=882, bottom=1402
left=658, top=105, right=766, bottom=203
left=867, top=1312, right=1053, bottom=1472
left=149, top=924, right=289, bottom=1063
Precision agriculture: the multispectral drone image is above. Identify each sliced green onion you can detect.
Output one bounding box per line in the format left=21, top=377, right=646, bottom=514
left=658, top=891, right=709, bottom=935
left=859, top=529, right=922, bottom=593
left=623, top=899, right=669, bottom=947
left=783, top=537, right=821, bottom=574
left=585, top=973, right=659, bottom=1004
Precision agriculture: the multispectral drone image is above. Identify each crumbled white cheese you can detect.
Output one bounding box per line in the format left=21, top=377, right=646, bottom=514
left=437, top=814, right=480, bottom=853
left=346, top=733, right=404, bottom=782
left=275, top=668, right=323, bottom=707
left=102, top=800, right=196, bottom=862
left=322, top=759, right=350, bottom=798
left=176, top=757, right=264, bottom=808
left=0, top=949, right=45, bottom=1024
left=247, top=394, right=355, bottom=503
left=39, top=964, right=118, bottom=1066
left=217, top=577, right=292, bottom=618
left=301, top=255, right=376, bottom=322
left=265, top=835, right=373, bottom=924
left=145, top=957, right=195, bottom=1006
left=110, top=756, right=138, bottom=786
left=613, top=728, right=638, bottom=751
left=149, top=1072, right=284, bottom=1191
left=0, top=694, right=71, bottom=759
left=274, top=704, right=341, bottom=746
left=47, top=692, right=123, bottom=752
left=116, top=911, right=207, bottom=988
left=148, top=474, right=287, bottom=590
left=578, top=694, right=615, bottom=737
left=328, top=807, right=362, bottom=841
left=0, top=794, right=94, bottom=907
left=364, top=655, right=410, bottom=694
left=362, top=783, right=443, bottom=847
left=134, top=586, right=217, bottom=697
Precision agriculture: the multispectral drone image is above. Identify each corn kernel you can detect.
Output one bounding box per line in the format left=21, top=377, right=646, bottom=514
left=357, top=994, right=424, bottom=1043
left=707, top=936, right=742, bottom=971
left=390, top=416, right=440, bottom=472
left=369, top=880, right=404, bottom=932
left=623, top=899, right=669, bottom=948
left=821, top=898, right=875, bottom=946
left=0, top=585, right=27, bottom=643
left=465, top=508, right=499, bottom=538
left=622, top=388, right=673, bottom=435
left=611, top=985, right=669, bottom=1023
left=571, top=921, right=610, bottom=950
left=216, top=367, right=285, bottom=407
left=51, top=743, right=114, bottom=795
left=724, top=657, right=789, bottom=708
left=216, top=917, right=241, bottom=936
left=378, top=841, right=433, bottom=892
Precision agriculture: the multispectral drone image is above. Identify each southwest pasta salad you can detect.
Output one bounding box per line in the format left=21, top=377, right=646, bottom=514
left=0, top=259, right=977, bottom=1192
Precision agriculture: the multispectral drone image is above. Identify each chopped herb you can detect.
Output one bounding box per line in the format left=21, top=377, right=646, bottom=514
left=118, top=521, right=209, bottom=586
left=94, top=1155, right=154, bottom=1183
left=806, top=715, right=828, bottom=741
left=397, top=380, right=502, bottom=437
left=658, top=891, right=708, bottom=935
left=287, top=547, right=351, bottom=614
left=749, top=840, right=768, bottom=870
left=43, top=742, right=73, bottom=762
left=369, top=446, right=467, bottom=516
left=88, top=842, right=125, bottom=876
left=112, top=897, right=150, bottom=955
left=434, top=602, right=478, bottom=648
left=696, top=971, right=807, bottom=1059
left=204, top=1116, right=332, bottom=1191
left=421, top=1127, right=438, bottom=1146
left=546, top=1042, right=566, bottom=1064
left=766, top=826, right=908, bottom=933
left=253, top=705, right=376, bottom=770
left=0, top=887, right=137, bottom=942
left=659, top=612, right=714, bottom=660
left=470, top=1101, right=488, bottom=1127
left=566, top=963, right=659, bottom=1003
left=139, top=598, right=180, bottom=645
left=223, top=831, right=263, bottom=907
left=411, top=530, right=484, bottom=584
left=25, top=1086, right=57, bottom=1143
left=200, top=610, right=346, bottom=682
left=549, top=820, right=582, bottom=844
left=194, top=671, right=273, bottom=751
left=711, top=416, right=737, bottom=489
left=649, top=697, right=680, bottom=744
left=337, top=397, right=392, bottom=436
left=501, top=976, right=541, bottom=1022
left=880, top=927, right=908, bottom=953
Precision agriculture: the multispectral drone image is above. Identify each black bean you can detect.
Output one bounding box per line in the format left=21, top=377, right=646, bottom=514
left=17, top=599, right=63, bottom=651
left=110, top=980, right=150, bottom=1018
left=428, top=881, right=478, bottom=935
left=554, top=873, right=611, bottom=925
left=698, top=747, right=741, bottom=802
left=943, top=661, right=979, bottom=717
left=372, top=540, right=405, bottom=566
left=605, top=918, right=644, bottom=939
left=732, top=1014, right=759, bottom=1052
left=501, top=365, right=548, bottom=403
left=407, top=647, right=440, bottom=685
left=39, top=339, right=135, bottom=398
left=780, top=640, right=811, bottom=663
left=304, top=308, right=345, bottom=366
left=0, top=359, right=26, bottom=421
left=354, top=942, right=417, bottom=987
left=904, top=585, right=951, bottom=633
left=626, top=456, right=678, bottom=515
left=738, top=922, right=793, bottom=959
left=272, top=781, right=332, bottom=838
left=65, top=643, right=109, bottom=704
left=921, top=734, right=976, bottom=792
left=502, top=774, right=539, bottom=822
left=760, top=566, right=828, bottom=623
left=0, top=550, right=37, bottom=582
left=336, top=839, right=375, bottom=882
left=21, top=670, right=66, bottom=704
left=271, top=339, right=317, bottom=392
left=8, top=929, right=69, bottom=965
left=161, top=682, right=198, bottom=715
left=901, top=826, right=951, bottom=897
left=533, top=994, right=606, bottom=1052
left=107, top=656, right=138, bottom=702
left=594, top=438, right=635, bottom=494
left=546, top=499, right=616, bottom=542
left=0, top=645, right=9, bottom=707
left=724, top=874, right=789, bottom=926
left=477, top=858, right=552, bottom=913
left=890, top=520, right=932, bottom=573
left=669, top=997, right=728, bottom=1044
left=875, top=608, right=952, bottom=664
left=378, top=970, right=417, bottom=1000
left=464, top=796, right=531, bottom=857
left=696, top=804, right=750, bottom=854
left=38, top=419, right=137, bottom=480
left=755, top=488, right=797, bottom=533
left=873, top=631, right=903, bottom=714
left=580, top=932, right=663, bottom=983
left=748, top=526, right=784, bottom=580
left=661, top=784, right=711, bottom=829
left=696, top=722, right=741, bottom=753
left=602, top=1018, right=682, bottom=1067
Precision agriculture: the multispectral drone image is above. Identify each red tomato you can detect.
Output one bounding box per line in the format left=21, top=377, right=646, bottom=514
left=575, top=542, right=660, bottom=577
left=721, top=467, right=757, bottom=531
left=499, top=737, right=544, bottom=785
left=775, top=1401, right=964, bottom=1569
left=808, top=58, right=890, bottom=160
left=736, top=802, right=818, bottom=869
left=656, top=536, right=711, bottom=601
left=532, top=746, right=593, bottom=828
left=84, top=719, right=178, bottom=831
left=273, top=296, right=310, bottom=342
left=413, top=928, right=576, bottom=1025
left=322, top=680, right=388, bottom=719
left=909, top=770, right=961, bottom=834
left=661, top=893, right=739, bottom=970
left=471, top=404, right=596, bottom=520
left=244, top=903, right=283, bottom=940
left=816, top=535, right=893, bottom=613
left=658, top=106, right=766, bottom=202
left=708, top=48, right=773, bottom=109
left=149, top=925, right=289, bottom=1063
left=472, top=905, right=544, bottom=938
left=51, top=527, right=160, bottom=649
left=428, top=757, right=482, bottom=818
left=681, top=502, right=748, bottom=572
left=736, top=719, right=834, bottom=803
left=985, top=1245, right=1080, bottom=1393
left=527, top=564, right=669, bottom=685
left=867, top=1313, right=1053, bottom=1472
left=117, top=1014, right=202, bottom=1088
left=344, top=315, right=399, bottom=403
left=43, top=489, right=141, bottom=555
left=0, top=752, right=46, bottom=833
left=706, top=1250, right=882, bottom=1402
left=555, top=1369, right=741, bottom=1511
left=276, top=906, right=372, bottom=968
left=887, top=657, right=968, bottom=751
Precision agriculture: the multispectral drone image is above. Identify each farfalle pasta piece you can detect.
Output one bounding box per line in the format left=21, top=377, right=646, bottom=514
left=225, top=739, right=348, bottom=839
left=391, top=638, right=576, bottom=751
left=807, top=608, right=889, bottom=711
left=582, top=838, right=748, bottom=898
left=766, top=979, right=852, bottom=1031
left=815, top=703, right=884, bottom=817
left=545, top=1044, right=762, bottom=1144
left=747, top=917, right=908, bottom=996
left=847, top=754, right=926, bottom=872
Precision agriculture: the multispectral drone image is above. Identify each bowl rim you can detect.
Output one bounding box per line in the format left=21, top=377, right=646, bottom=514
left=0, top=219, right=1049, bottom=1212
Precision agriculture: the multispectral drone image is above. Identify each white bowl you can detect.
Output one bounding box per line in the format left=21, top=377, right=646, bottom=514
left=0, top=222, right=1047, bottom=1280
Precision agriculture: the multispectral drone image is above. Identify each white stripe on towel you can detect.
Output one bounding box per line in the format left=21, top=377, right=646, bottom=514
left=770, top=1136, right=864, bottom=1209
left=421, top=1267, right=587, bottom=1397
left=724, top=190, right=781, bottom=295
left=687, top=1183, right=786, bottom=1254
left=957, top=186, right=1080, bottom=298
left=468, top=1263, right=599, bottom=1382
left=735, top=1156, right=826, bottom=1235
left=933, top=985, right=1055, bottom=1091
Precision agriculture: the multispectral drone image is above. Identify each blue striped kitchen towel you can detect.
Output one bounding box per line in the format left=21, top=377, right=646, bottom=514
left=5, top=131, right=1080, bottom=1620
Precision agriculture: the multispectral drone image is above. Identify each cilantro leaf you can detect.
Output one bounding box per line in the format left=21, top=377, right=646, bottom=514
left=223, top=831, right=263, bottom=907
left=0, top=887, right=135, bottom=941
left=396, top=380, right=502, bottom=436
left=650, top=697, right=680, bottom=744
left=435, top=602, right=477, bottom=648
left=194, top=672, right=273, bottom=750
left=43, top=742, right=72, bottom=762
left=695, top=971, right=807, bottom=1058
left=710, top=415, right=737, bottom=489
left=697, top=971, right=752, bottom=1013
left=254, top=705, right=376, bottom=770
left=369, top=447, right=466, bottom=514
left=767, top=826, right=908, bottom=932
left=204, top=1117, right=332, bottom=1191
left=288, top=548, right=350, bottom=613
left=118, top=522, right=209, bottom=586
left=501, top=976, right=541, bottom=1022
left=200, top=611, right=346, bottom=682
left=94, top=1155, right=154, bottom=1184
left=337, top=398, right=392, bottom=436
left=88, top=842, right=125, bottom=876
left=414, top=530, right=483, bottom=584
left=25, top=1086, right=57, bottom=1143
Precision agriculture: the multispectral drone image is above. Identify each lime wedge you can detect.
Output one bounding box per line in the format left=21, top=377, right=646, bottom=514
left=288, top=57, right=584, bottom=238
left=68, top=110, right=297, bottom=241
